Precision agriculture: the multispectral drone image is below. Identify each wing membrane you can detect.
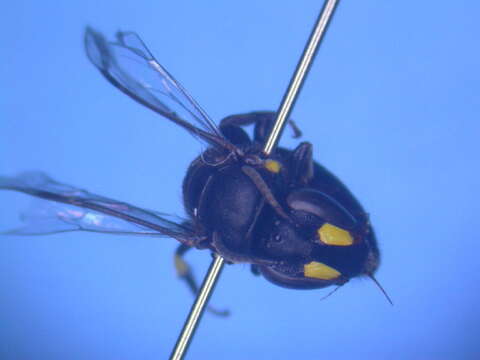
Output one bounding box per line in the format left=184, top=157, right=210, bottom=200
left=1, top=172, right=197, bottom=245
left=84, top=27, right=234, bottom=151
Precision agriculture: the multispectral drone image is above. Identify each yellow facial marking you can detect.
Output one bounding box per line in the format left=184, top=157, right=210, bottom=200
left=317, top=223, right=353, bottom=246
left=304, top=261, right=341, bottom=280
left=265, top=159, right=281, bottom=173
left=174, top=255, right=189, bottom=277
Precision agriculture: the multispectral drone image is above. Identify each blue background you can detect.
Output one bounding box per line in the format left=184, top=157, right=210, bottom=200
left=1, top=1, right=479, bottom=359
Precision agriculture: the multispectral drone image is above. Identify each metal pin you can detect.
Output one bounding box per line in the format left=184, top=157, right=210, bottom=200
left=169, top=1, right=340, bottom=359
left=169, top=254, right=225, bottom=360
left=263, top=0, right=340, bottom=155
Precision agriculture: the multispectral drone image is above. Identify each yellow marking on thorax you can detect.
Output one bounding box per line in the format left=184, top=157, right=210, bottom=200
left=264, top=159, right=281, bottom=173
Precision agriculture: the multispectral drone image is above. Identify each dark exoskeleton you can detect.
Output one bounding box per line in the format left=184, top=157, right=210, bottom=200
left=182, top=111, right=379, bottom=290
left=1, top=28, right=388, bottom=308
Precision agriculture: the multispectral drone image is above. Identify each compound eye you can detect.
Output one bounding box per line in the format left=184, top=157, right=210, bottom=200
left=287, top=188, right=357, bottom=230
left=304, top=261, right=341, bottom=280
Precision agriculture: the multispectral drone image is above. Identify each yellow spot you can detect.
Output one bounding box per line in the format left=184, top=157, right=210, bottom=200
left=265, top=159, right=281, bottom=173
left=174, top=255, right=189, bottom=277
left=318, top=223, right=353, bottom=246
left=304, top=261, right=341, bottom=280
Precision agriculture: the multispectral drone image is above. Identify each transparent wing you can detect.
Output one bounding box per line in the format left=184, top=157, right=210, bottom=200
left=84, top=27, right=234, bottom=151
left=0, top=172, right=197, bottom=245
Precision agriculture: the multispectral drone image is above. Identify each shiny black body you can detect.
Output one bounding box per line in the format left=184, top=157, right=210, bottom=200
left=182, top=112, right=379, bottom=289
left=0, top=28, right=380, bottom=296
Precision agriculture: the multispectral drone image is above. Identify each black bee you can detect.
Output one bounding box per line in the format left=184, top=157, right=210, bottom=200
left=0, top=28, right=389, bottom=303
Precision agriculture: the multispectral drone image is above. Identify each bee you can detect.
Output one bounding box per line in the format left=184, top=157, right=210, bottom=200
left=0, top=28, right=390, bottom=304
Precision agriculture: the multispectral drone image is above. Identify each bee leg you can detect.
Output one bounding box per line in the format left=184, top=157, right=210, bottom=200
left=174, top=243, right=196, bottom=293
left=251, top=112, right=301, bottom=143
left=211, top=231, right=284, bottom=267
left=174, top=243, right=230, bottom=317
left=290, top=142, right=314, bottom=185
left=218, top=115, right=252, bottom=146
left=241, top=165, right=290, bottom=220
left=250, top=265, right=261, bottom=276
left=220, top=111, right=302, bottom=145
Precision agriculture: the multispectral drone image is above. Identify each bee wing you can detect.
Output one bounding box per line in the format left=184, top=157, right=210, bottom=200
left=1, top=172, right=197, bottom=245
left=85, top=27, right=235, bottom=151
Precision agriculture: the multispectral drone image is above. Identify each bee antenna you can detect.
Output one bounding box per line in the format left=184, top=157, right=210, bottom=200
left=368, top=274, right=393, bottom=306
left=319, top=285, right=342, bottom=301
